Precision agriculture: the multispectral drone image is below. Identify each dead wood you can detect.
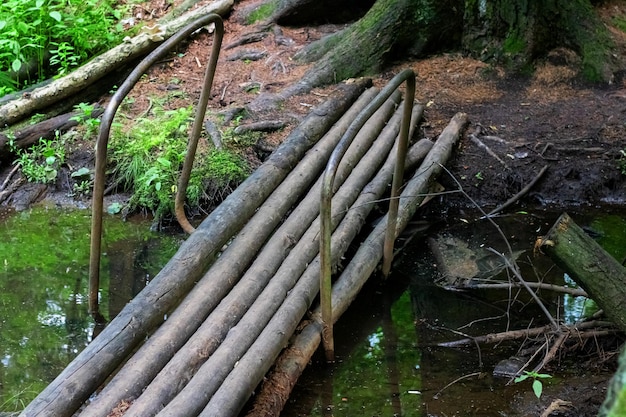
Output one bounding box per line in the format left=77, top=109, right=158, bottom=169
left=20, top=80, right=368, bottom=417
left=486, top=164, right=549, bottom=217
left=244, top=113, right=466, bottom=417
left=0, top=105, right=103, bottom=158
left=539, top=213, right=626, bottom=333
left=226, top=49, right=268, bottom=61
left=0, top=0, right=234, bottom=126
left=437, top=320, right=620, bottom=348
left=125, top=89, right=402, bottom=417
left=233, top=120, right=286, bottom=134
left=78, top=81, right=374, bottom=417
left=452, top=281, right=587, bottom=297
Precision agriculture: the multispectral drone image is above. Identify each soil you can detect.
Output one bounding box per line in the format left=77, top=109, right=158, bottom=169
left=2, top=0, right=626, bottom=415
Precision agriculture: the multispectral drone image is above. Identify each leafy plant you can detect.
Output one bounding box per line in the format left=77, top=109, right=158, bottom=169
left=15, top=133, right=65, bottom=184
left=0, top=0, right=126, bottom=92
left=70, top=102, right=101, bottom=137
left=109, top=104, right=251, bottom=221
left=514, top=370, right=552, bottom=399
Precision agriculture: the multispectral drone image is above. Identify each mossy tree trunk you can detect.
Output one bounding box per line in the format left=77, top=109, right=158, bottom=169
left=463, top=0, right=614, bottom=81
left=252, top=0, right=614, bottom=93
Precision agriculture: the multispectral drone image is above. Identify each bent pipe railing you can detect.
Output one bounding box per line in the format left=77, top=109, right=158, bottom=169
left=320, top=69, right=416, bottom=361
left=89, top=14, right=224, bottom=320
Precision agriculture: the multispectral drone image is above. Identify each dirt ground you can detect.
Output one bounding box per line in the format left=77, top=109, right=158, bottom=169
left=2, top=0, right=626, bottom=415
left=123, top=0, right=626, bottom=215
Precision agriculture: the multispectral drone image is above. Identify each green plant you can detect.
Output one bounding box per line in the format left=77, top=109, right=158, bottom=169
left=70, top=102, right=101, bottom=137
left=0, top=0, right=126, bottom=92
left=514, top=370, right=552, bottom=399
left=109, top=104, right=251, bottom=221
left=70, top=167, right=92, bottom=197
left=15, top=133, right=65, bottom=184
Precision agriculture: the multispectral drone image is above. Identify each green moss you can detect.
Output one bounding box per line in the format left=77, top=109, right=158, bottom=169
left=246, top=1, right=277, bottom=25
left=502, top=34, right=526, bottom=55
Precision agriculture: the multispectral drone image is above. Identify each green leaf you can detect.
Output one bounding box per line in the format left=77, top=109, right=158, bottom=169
left=49, top=11, right=62, bottom=22
left=0, top=21, right=6, bottom=31
left=11, top=59, right=21, bottom=72
left=36, top=0, right=45, bottom=8
left=156, top=157, right=171, bottom=167
left=532, top=380, right=543, bottom=399
left=45, top=156, right=56, bottom=165
left=71, top=167, right=91, bottom=178
left=514, top=374, right=529, bottom=383
left=107, top=202, right=122, bottom=215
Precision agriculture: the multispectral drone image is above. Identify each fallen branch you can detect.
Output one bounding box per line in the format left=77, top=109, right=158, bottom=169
left=0, top=0, right=234, bottom=126
left=486, top=164, right=548, bottom=217
left=447, top=280, right=587, bottom=297
left=437, top=320, right=620, bottom=348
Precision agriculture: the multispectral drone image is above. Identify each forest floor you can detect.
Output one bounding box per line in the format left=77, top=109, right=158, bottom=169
left=116, top=0, right=626, bottom=214
left=3, top=0, right=626, bottom=415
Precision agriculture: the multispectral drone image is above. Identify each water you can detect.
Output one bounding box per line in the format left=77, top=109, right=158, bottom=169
left=0, top=208, right=622, bottom=414
left=0, top=206, right=182, bottom=412
left=281, top=211, right=624, bottom=417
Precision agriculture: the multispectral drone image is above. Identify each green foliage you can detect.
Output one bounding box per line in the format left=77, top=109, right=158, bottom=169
left=515, top=371, right=552, bottom=399
left=614, top=17, right=626, bottom=34
left=70, top=102, right=101, bottom=138
left=0, top=0, right=125, bottom=92
left=15, top=133, right=65, bottom=184
left=204, top=149, right=248, bottom=187
left=109, top=106, right=250, bottom=220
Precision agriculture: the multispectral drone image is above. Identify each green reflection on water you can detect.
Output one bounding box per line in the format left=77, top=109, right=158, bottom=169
left=0, top=206, right=181, bottom=412
left=309, top=292, right=423, bottom=416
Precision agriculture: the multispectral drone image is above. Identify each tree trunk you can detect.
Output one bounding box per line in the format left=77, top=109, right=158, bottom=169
left=247, top=0, right=613, bottom=106
left=539, top=212, right=626, bottom=332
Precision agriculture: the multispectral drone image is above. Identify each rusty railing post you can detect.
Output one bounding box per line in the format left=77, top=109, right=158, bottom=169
left=89, top=14, right=224, bottom=322
left=320, top=69, right=416, bottom=362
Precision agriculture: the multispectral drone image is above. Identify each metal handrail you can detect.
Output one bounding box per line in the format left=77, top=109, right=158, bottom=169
left=319, top=69, right=416, bottom=361
left=89, top=14, right=224, bottom=321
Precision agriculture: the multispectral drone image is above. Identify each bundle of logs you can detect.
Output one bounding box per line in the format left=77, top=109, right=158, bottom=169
left=19, top=79, right=469, bottom=417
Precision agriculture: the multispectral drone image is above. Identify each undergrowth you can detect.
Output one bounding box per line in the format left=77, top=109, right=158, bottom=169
left=109, top=105, right=251, bottom=221
left=0, top=0, right=125, bottom=94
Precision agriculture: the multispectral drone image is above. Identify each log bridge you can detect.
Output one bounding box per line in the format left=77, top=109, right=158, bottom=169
left=20, top=15, right=468, bottom=417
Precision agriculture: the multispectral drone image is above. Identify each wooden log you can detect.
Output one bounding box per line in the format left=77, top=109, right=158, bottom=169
left=0, top=106, right=103, bottom=158
left=83, top=85, right=382, bottom=417
left=539, top=212, right=626, bottom=332
left=19, top=80, right=368, bottom=417
left=204, top=110, right=439, bottom=417
left=243, top=113, right=468, bottom=417
left=129, top=93, right=405, bottom=417
left=0, top=0, right=234, bottom=126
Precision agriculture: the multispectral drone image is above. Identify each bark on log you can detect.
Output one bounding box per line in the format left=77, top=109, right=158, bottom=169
left=19, top=80, right=368, bottom=417
left=539, top=212, right=626, bottom=332
left=84, top=85, right=382, bottom=417
left=0, top=0, right=234, bottom=127
left=0, top=106, right=103, bottom=158
left=197, top=106, right=429, bottom=417
left=244, top=113, right=468, bottom=417
left=130, top=92, right=404, bottom=417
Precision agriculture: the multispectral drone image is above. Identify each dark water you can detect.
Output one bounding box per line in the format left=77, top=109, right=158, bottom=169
left=280, top=210, right=625, bottom=417
left=0, top=207, right=623, bottom=414
left=0, top=206, right=182, bottom=412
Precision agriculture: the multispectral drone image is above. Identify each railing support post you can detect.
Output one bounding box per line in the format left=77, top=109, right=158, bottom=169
left=320, top=69, right=416, bottom=362
left=88, top=15, right=224, bottom=322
